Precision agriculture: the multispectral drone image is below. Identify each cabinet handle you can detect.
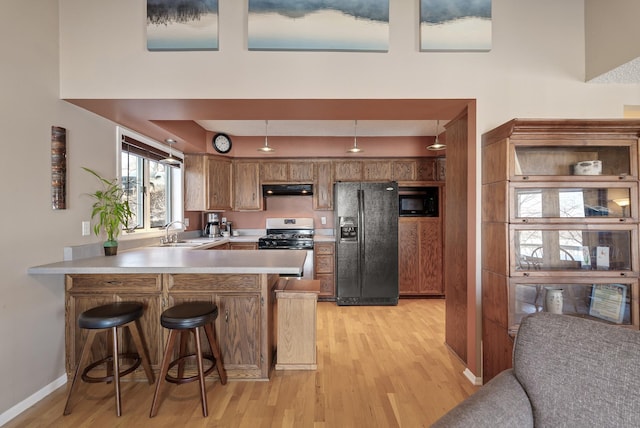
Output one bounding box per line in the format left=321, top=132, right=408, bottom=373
left=522, top=176, right=529, bottom=180
left=225, top=309, right=229, bottom=323
left=104, top=280, right=123, bottom=286
left=521, top=219, right=528, bottom=223
left=620, top=272, right=627, bottom=277
left=523, top=272, right=530, bottom=277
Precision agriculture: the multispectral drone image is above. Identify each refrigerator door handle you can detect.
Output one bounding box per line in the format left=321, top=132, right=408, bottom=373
left=357, top=189, right=365, bottom=293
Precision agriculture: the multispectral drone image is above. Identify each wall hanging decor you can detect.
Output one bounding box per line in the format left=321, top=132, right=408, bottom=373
left=248, top=0, right=389, bottom=52
left=51, top=126, right=66, bottom=210
left=420, top=0, right=492, bottom=51
left=147, top=0, right=218, bottom=51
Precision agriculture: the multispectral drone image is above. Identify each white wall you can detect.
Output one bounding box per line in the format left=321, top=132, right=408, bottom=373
left=0, top=0, right=118, bottom=419
left=3, top=0, right=640, bottom=419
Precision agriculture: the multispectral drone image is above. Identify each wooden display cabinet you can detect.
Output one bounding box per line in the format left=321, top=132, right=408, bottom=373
left=481, top=119, right=640, bottom=382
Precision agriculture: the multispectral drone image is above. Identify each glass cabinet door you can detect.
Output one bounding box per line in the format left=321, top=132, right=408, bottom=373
left=511, top=225, right=636, bottom=275
left=511, top=143, right=635, bottom=179
left=508, top=279, right=638, bottom=335
left=511, top=183, right=636, bottom=223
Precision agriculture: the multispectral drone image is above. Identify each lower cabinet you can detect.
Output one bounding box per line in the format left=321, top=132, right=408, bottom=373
left=398, top=217, right=444, bottom=296
left=314, top=242, right=335, bottom=300
left=66, top=272, right=278, bottom=381
left=229, top=242, right=258, bottom=250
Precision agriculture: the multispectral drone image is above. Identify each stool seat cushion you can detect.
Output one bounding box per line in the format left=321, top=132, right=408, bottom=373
left=78, top=302, right=144, bottom=330
left=161, top=302, right=219, bottom=330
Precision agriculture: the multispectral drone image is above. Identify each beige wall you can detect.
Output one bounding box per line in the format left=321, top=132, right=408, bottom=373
left=3, top=0, right=640, bottom=419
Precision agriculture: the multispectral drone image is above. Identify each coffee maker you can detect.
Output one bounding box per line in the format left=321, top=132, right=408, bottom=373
left=204, top=213, right=220, bottom=238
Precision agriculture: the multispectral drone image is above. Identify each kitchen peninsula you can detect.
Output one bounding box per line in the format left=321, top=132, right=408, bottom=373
left=29, top=247, right=308, bottom=381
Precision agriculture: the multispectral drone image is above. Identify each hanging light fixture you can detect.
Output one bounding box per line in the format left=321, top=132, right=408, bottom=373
left=257, top=120, right=275, bottom=152
left=160, top=138, right=181, bottom=165
left=347, top=120, right=363, bottom=153
left=427, top=120, right=446, bottom=151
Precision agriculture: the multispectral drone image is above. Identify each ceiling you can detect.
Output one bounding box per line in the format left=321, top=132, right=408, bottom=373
left=195, top=119, right=441, bottom=137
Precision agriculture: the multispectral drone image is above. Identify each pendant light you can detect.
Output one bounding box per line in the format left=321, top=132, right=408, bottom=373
left=347, top=120, right=363, bottom=153
left=160, top=138, right=181, bottom=165
left=427, top=120, right=446, bottom=151
left=257, top=120, right=275, bottom=152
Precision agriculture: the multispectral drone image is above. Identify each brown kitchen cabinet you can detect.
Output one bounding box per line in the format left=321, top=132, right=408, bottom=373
left=65, top=273, right=278, bottom=381
left=363, top=161, right=392, bottom=181
left=65, top=274, right=163, bottom=380
left=314, top=242, right=336, bottom=300
left=184, top=154, right=232, bottom=211
left=398, top=217, right=444, bottom=296
left=233, top=161, right=262, bottom=211
left=334, top=160, right=362, bottom=181
left=230, top=242, right=258, bottom=250
left=261, top=160, right=313, bottom=183
left=392, top=160, right=417, bottom=181
left=209, top=242, right=230, bottom=250
left=313, top=161, right=333, bottom=210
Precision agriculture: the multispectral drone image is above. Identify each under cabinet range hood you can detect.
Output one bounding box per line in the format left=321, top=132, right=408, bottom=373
left=262, top=184, right=313, bottom=197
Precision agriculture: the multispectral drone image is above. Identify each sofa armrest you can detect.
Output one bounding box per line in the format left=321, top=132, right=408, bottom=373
left=431, top=370, right=534, bottom=428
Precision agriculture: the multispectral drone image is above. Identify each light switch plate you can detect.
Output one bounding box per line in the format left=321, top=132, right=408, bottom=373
left=82, top=221, right=90, bottom=236
left=321, top=217, right=327, bottom=225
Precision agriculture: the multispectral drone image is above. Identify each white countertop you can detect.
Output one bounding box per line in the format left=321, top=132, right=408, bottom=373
left=28, top=247, right=308, bottom=275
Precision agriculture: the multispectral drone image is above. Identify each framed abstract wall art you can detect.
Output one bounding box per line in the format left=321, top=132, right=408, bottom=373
left=147, top=0, right=218, bottom=51
left=248, top=0, right=389, bottom=52
left=420, top=0, right=492, bottom=51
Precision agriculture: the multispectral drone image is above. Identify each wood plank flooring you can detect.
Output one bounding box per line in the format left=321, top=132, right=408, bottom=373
left=5, top=299, right=477, bottom=427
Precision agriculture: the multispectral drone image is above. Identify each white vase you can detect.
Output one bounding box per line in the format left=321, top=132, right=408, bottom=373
left=545, top=288, right=564, bottom=314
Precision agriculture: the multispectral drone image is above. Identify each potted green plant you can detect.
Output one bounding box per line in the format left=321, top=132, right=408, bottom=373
left=83, top=167, right=134, bottom=256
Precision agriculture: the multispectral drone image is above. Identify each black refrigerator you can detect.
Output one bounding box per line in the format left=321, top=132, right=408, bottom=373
left=335, top=181, right=399, bottom=306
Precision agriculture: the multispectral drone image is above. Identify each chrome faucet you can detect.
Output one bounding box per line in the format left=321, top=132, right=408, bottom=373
left=162, top=220, right=187, bottom=244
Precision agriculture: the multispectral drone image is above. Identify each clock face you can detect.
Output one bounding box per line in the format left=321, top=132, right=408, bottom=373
left=213, top=133, right=232, bottom=153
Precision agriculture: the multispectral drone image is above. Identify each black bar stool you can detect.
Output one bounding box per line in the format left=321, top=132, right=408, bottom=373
left=150, top=301, right=227, bottom=418
left=63, top=301, right=155, bottom=416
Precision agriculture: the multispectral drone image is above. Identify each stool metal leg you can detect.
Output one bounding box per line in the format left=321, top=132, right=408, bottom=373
left=193, top=327, right=208, bottom=417
left=63, top=330, right=98, bottom=415
left=204, top=323, right=227, bottom=385
left=150, top=329, right=178, bottom=418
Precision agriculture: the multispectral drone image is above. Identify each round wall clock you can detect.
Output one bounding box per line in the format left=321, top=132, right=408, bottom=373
left=212, top=133, right=232, bottom=154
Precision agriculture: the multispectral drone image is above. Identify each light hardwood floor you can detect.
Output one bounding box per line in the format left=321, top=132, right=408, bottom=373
left=6, top=299, right=477, bottom=427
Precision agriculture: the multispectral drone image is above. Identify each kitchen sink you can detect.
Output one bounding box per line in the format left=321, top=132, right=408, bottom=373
left=153, top=241, right=204, bottom=248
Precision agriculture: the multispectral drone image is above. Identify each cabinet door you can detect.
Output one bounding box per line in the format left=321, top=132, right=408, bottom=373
left=363, top=161, right=392, bottom=181
left=260, top=162, right=289, bottom=182
left=207, top=157, right=232, bottom=210
left=233, top=161, right=262, bottom=211
left=419, top=219, right=443, bottom=294
left=334, top=160, right=362, bottom=181
left=313, top=161, right=333, bottom=210
left=217, top=294, right=261, bottom=371
left=184, top=155, right=207, bottom=211
left=65, top=291, right=163, bottom=379
left=289, top=161, right=314, bottom=182
left=392, top=160, right=417, bottom=181
left=398, top=221, right=420, bottom=295
left=416, top=158, right=436, bottom=181
left=314, top=242, right=335, bottom=299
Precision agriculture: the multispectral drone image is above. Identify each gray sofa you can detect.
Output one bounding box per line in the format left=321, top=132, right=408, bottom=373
left=432, top=312, right=640, bottom=427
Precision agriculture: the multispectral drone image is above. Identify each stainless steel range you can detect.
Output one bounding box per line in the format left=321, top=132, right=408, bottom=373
left=258, top=218, right=314, bottom=279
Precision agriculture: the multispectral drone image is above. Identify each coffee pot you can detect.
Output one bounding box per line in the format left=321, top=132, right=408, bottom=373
left=204, top=213, right=220, bottom=238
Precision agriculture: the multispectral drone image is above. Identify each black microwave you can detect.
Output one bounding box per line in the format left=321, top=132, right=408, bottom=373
left=399, top=187, right=439, bottom=217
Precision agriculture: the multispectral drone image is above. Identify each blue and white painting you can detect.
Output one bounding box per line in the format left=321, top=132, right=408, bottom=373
left=420, top=0, right=491, bottom=51
left=248, top=0, right=389, bottom=52
left=147, top=0, right=218, bottom=51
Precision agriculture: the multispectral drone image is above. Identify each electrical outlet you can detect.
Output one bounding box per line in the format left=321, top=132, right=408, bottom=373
left=184, top=218, right=190, bottom=227
left=321, top=217, right=327, bottom=225
left=82, top=221, right=91, bottom=236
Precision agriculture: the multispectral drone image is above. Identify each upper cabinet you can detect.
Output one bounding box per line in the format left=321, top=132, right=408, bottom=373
left=233, top=161, right=262, bottom=211
left=261, top=161, right=314, bottom=183
left=313, top=161, right=333, bottom=210
left=184, top=154, right=232, bottom=211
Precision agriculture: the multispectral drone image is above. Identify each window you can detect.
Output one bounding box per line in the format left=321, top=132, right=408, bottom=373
left=119, top=129, right=183, bottom=233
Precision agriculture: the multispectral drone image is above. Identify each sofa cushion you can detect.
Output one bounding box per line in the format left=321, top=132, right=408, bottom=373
left=513, top=312, right=640, bottom=427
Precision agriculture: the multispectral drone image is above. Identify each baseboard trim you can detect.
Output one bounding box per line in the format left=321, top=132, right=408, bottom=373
left=463, top=368, right=483, bottom=386
left=0, top=375, right=66, bottom=427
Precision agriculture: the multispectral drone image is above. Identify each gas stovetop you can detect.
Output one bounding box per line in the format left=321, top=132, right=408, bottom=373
left=258, top=218, right=315, bottom=250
